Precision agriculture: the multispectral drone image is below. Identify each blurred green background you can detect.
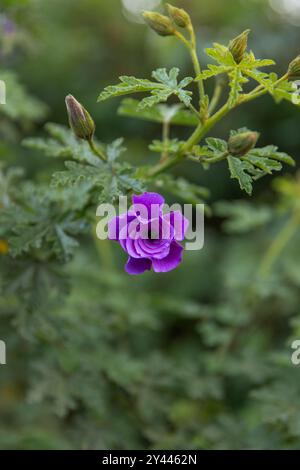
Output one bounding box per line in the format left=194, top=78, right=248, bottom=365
left=1, top=0, right=300, bottom=450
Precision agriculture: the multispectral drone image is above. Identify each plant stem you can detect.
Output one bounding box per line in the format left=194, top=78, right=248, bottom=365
left=188, top=103, right=202, bottom=119
left=240, top=73, right=289, bottom=104
left=88, top=138, right=107, bottom=162
left=182, top=102, right=229, bottom=153
left=148, top=73, right=289, bottom=178
left=149, top=103, right=229, bottom=177
left=203, top=151, right=229, bottom=164
left=174, top=30, right=205, bottom=108
left=160, top=119, right=170, bottom=163
left=208, top=81, right=224, bottom=115
left=258, top=210, right=300, bottom=278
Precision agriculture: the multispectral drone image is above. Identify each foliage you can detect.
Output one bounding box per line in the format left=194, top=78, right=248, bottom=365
left=1, top=0, right=300, bottom=451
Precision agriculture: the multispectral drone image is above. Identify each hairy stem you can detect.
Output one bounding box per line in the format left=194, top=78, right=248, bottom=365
left=149, top=103, right=229, bottom=177
left=208, top=81, right=224, bottom=115
left=240, top=73, right=289, bottom=104
left=160, top=119, right=170, bottom=163
left=174, top=30, right=205, bottom=108
left=148, top=73, right=289, bottom=178
left=88, top=139, right=107, bottom=162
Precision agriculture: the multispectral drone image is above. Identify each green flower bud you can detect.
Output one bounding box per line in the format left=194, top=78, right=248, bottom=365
left=167, top=4, right=191, bottom=28
left=228, top=131, right=259, bottom=157
left=287, top=55, right=300, bottom=81
left=228, top=29, right=250, bottom=64
left=65, top=94, right=95, bottom=141
left=142, top=11, right=175, bottom=37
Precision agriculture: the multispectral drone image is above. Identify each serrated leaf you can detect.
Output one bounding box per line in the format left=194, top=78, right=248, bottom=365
left=239, top=52, right=275, bottom=70
left=227, top=156, right=253, bottom=195
left=205, top=43, right=236, bottom=66
left=206, top=137, right=228, bottom=154
left=52, top=161, right=105, bottom=188
left=196, top=64, right=231, bottom=81
left=0, top=69, right=47, bottom=123
left=244, top=154, right=282, bottom=174
left=98, top=76, right=160, bottom=102
left=214, top=200, right=272, bottom=233
left=55, top=225, right=79, bottom=261
left=149, top=139, right=184, bottom=154
left=228, top=68, right=248, bottom=108
left=23, top=123, right=103, bottom=167
left=98, top=68, right=193, bottom=109
left=106, top=138, right=126, bottom=163
left=272, top=79, right=298, bottom=104
left=248, top=145, right=295, bottom=167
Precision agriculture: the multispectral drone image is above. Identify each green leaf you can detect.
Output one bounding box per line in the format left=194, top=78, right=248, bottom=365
left=206, top=137, right=228, bottom=154
left=196, top=64, right=231, bottom=81
left=247, top=145, right=295, bottom=167
left=243, top=69, right=273, bottom=88
left=205, top=43, right=236, bottom=66
left=106, top=138, right=126, bottom=163
left=227, top=156, right=253, bottom=195
left=214, top=200, right=272, bottom=233
left=197, top=47, right=275, bottom=102
left=272, top=79, right=298, bottom=104
left=55, top=225, right=79, bottom=261
left=98, top=76, right=160, bottom=101
left=0, top=69, right=47, bottom=123
left=23, top=123, right=102, bottom=167
left=149, top=139, right=184, bottom=154
left=228, top=68, right=248, bottom=108
left=244, top=155, right=282, bottom=174
left=239, top=52, right=275, bottom=70
left=98, top=68, right=193, bottom=109
left=51, top=161, right=105, bottom=188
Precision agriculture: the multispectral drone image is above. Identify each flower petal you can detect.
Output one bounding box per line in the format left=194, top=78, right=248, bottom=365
left=132, top=192, right=164, bottom=219
left=136, top=238, right=171, bottom=259
left=125, top=256, right=152, bottom=275
left=151, top=241, right=183, bottom=273
left=108, top=213, right=135, bottom=240
left=163, top=211, right=189, bottom=241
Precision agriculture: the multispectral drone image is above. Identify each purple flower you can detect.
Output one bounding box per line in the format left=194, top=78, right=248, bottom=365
left=108, top=192, right=189, bottom=275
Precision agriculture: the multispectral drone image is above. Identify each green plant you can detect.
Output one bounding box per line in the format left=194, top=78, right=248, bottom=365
left=1, top=2, right=300, bottom=451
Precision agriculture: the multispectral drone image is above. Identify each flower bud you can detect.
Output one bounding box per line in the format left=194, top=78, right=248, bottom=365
left=228, top=131, right=259, bottom=157
left=142, top=11, right=175, bottom=37
left=287, top=55, right=300, bottom=81
left=228, top=29, right=250, bottom=64
left=65, top=94, right=95, bottom=141
left=0, top=240, right=9, bottom=255
left=167, top=4, right=191, bottom=28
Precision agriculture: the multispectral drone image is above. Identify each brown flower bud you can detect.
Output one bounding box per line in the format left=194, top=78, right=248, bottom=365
left=167, top=4, right=191, bottom=28
left=228, top=29, right=250, bottom=64
left=142, top=11, right=175, bottom=37
left=228, top=131, right=259, bottom=157
left=287, top=55, right=300, bottom=81
left=65, top=94, right=95, bottom=141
